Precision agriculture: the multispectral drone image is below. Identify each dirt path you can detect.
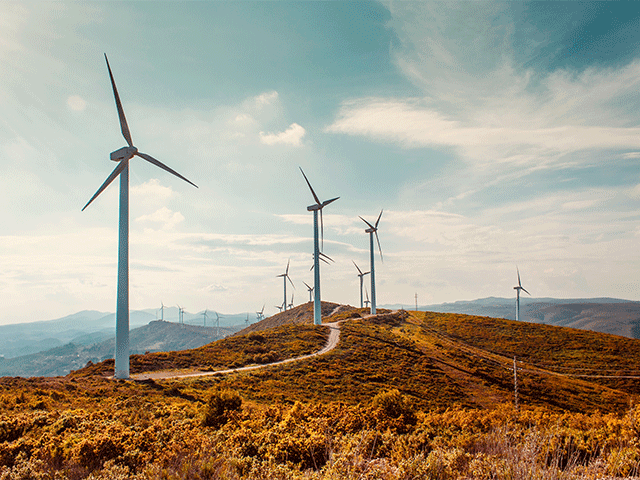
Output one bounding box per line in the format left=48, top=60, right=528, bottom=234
left=132, top=320, right=343, bottom=381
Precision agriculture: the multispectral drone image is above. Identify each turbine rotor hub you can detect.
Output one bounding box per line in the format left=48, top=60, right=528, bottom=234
left=110, top=145, right=138, bottom=161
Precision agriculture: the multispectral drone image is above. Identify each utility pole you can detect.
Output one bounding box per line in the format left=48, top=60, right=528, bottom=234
left=513, top=356, right=519, bottom=412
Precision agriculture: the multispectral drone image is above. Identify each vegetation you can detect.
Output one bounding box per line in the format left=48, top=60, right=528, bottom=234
left=73, top=323, right=328, bottom=377
left=2, top=309, right=640, bottom=479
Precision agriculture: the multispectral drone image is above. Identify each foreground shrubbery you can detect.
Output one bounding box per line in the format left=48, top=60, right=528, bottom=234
left=1, top=383, right=639, bottom=479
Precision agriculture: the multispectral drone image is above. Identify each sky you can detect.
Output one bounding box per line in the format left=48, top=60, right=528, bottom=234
left=2, top=1, right=640, bottom=325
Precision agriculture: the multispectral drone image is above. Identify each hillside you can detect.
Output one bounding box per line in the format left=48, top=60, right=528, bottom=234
left=0, top=321, right=232, bottom=377
left=419, top=297, right=640, bottom=339
left=2, top=307, right=640, bottom=479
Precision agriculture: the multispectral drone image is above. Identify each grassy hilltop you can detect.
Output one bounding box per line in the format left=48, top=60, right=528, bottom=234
left=1, top=304, right=639, bottom=479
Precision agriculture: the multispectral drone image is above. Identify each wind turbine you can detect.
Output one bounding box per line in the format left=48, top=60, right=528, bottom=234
left=275, top=302, right=285, bottom=313
left=352, top=261, right=370, bottom=308
left=514, top=267, right=530, bottom=322
left=300, top=167, right=339, bottom=325
left=360, top=210, right=383, bottom=314
left=160, top=302, right=164, bottom=321
left=277, top=259, right=295, bottom=311
left=82, top=55, right=197, bottom=379
left=215, top=311, right=220, bottom=337
left=202, top=310, right=209, bottom=327
left=303, top=281, right=314, bottom=302
left=288, top=291, right=295, bottom=310
left=256, top=305, right=265, bottom=321
left=177, top=305, right=184, bottom=325
left=364, top=286, right=371, bottom=309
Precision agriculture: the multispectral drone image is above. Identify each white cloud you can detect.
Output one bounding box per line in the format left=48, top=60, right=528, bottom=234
left=135, top=206, right=184, bottom=230
left=67, top=95, right=86, bottom=112
left=255, top=91, right=279, bottom=108
left=259, top=123, right=306, bottom=146
left=131, top=179, right=175, bottom=205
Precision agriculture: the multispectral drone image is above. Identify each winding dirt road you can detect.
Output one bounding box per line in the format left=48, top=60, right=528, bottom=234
left=131, top=320, right=343, bottom=381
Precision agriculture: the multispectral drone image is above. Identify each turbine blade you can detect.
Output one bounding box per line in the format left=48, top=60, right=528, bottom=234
left=321, top=196, right=339, bottom=208
left=286, top=259, right=290, bottom=275
left=375, top=209, right=383, bottom=228
left=104, top=54, right=133, bottom=147
left=136, top=152, right=198, bottom=188
left=359, top=216, right=375, bottom=230
left=352, top=260, right=363, bottom=275
left=375, top=231, right=383, bottom=262
left=517, top=266, right=521, bottom=287
left=303, top=281, right=311, bottom=290
left=320, top=255, right=331, bottom=265
left=287, top=275, right=295, bottom=289
left=299, top=167, right=320, bottom=205
left=319, top=252, right=334, bottom=262
left=82, top=159, right=128, bottom=211
left=522, top=287, right=531, bottom=296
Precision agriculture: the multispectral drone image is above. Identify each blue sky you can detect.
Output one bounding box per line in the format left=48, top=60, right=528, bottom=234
left=2, top=1, right=640, bottom=324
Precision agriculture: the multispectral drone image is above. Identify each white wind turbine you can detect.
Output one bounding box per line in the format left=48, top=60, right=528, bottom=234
left=82, top=55, right=197, bottom=379
left=277, top=259, right=294, bottom=312
left=288, top=291, right=295, bottom=310
left=352, top=261, right=370, bottom=308
left=364, top=286, right=371, bottom=309
left=300, top=167, right=339, bottom=325
left=256, top=305, right=265, bottom=321
left=215, top=311, right=220, bottom=337
left=514, top=267, right=530, bottom=322
left=360, top=210, right=383, bottom=314
left=303, top=281, right=314, bottom=302
left=202, top=309, right=209, bottom=327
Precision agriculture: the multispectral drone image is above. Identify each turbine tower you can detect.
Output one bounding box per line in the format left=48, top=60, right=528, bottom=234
left=277, top=259, right=294, bottom=311
left=82, top=55, right=197, bottom=379
left=352, top=261, right=370, bottom=308
left=303, top=281, right=314, bottom=302
left=360, top=210, right=383, bottom=314
left=215, top=311, right=220, bottom=337
left=300, top=167, right=339, bottom=325
left=514, top=267, right=530, bottom=322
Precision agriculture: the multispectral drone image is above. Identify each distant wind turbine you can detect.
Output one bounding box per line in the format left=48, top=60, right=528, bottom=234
left=256, top=305, right=265, bottom=321
left=303, top=281, right=314, bottom=302
left=215, top=311, right=220, bottom=337
left=300, top=167, right=339, bottom=325
left=277, top=259, right=294, bottom=312
left=288, top=291, right=295, bottom=310
left=352, top=261, right=370, bottom=308
left=364, top=286, right=371, bottom=309
left=514, top=267, right=530, bottom=322
left=160, top=302, right=164, bottom=321
left=202, top=309, right=208, bottom=327
left=177, top=305, right=184, bottom=325
left=275, top=302, right=284, bottom=313
left=82, top=55, right=197, bottom=379
left=360, top=210, right=383, bottom=314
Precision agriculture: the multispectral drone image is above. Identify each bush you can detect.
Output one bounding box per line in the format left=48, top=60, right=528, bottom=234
left=202, top=389, right=242, bottom=428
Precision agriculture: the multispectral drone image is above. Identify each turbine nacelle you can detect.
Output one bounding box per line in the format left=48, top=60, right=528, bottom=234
left=110, top=146, right=138, bottom=162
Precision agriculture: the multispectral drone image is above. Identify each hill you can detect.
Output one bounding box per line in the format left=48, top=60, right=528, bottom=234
left=0, top=321, right=232, bottom=377
left=2, top=307, right=640, bottom=479
left=415, top=297, right=640, bottom=339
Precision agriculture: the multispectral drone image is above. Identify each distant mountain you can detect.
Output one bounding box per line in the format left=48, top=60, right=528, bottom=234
left=0, top=320, right=233, bottom=377
left=383, top=297, right=640, bottom=339
left=0, top=309, right=254, bottom=359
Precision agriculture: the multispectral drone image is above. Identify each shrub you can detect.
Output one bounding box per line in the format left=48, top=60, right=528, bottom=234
left=202, top=389, right=242, bottom=428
